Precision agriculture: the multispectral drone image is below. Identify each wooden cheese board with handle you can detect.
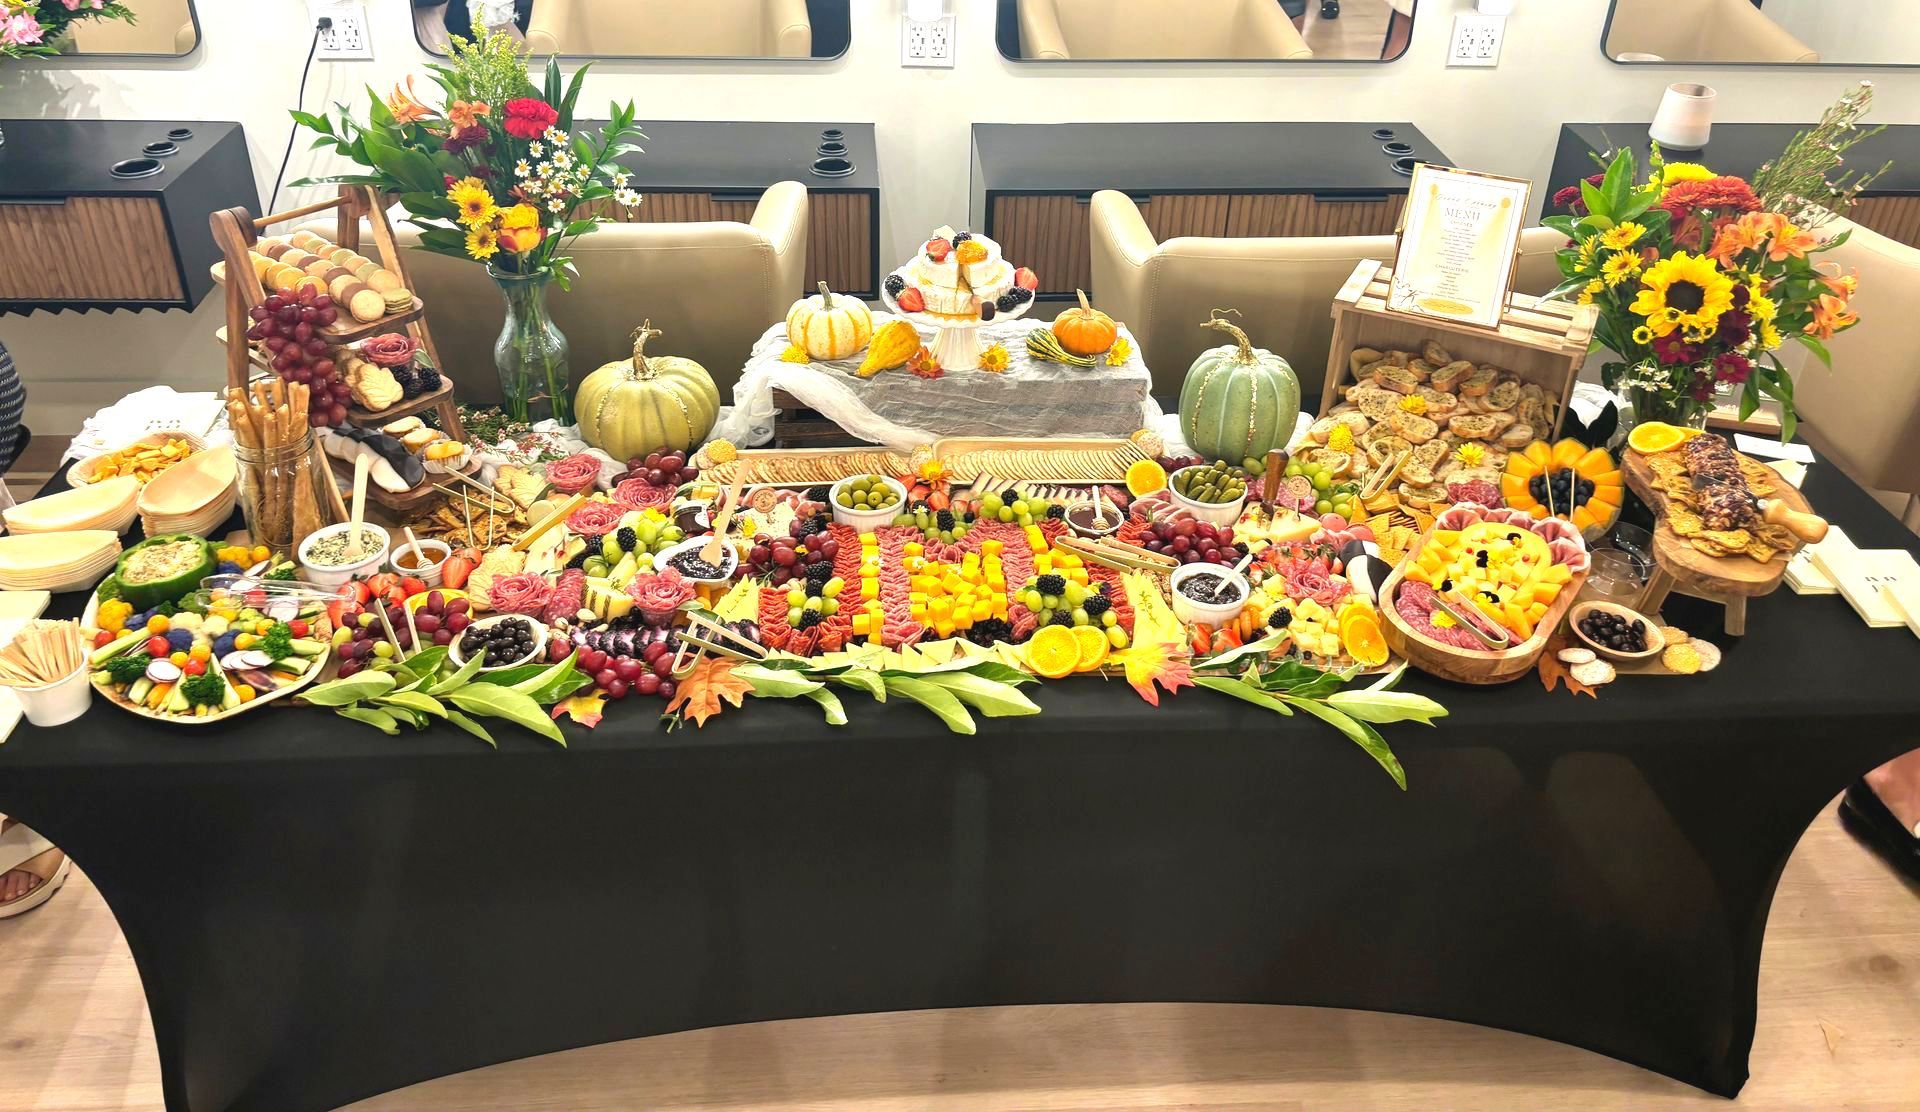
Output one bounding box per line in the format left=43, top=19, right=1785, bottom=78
left=1621, top=444, right=1826, bottom=634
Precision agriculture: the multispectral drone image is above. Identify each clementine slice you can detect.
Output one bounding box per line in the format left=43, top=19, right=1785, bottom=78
left=1340, top=609, right=1391, bottom=668
left=1070, top=624, right=1110, bottom=672
left=1125, top=459, right=1169, bottom=498
left=1627, top=421, right=1704, bottom=455
left=1024, top=624, right=1081, bottom=679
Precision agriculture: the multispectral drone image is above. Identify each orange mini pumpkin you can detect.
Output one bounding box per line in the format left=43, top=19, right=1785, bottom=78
left=1051, top=289, right=1118, bottom=356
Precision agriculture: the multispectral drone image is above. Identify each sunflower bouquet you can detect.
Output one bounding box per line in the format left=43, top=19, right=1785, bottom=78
left=1546, top=89, right=1881, bottom=440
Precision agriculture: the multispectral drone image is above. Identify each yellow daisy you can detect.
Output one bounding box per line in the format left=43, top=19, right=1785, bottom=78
left=1453, top=443, right=1485, bottom=468
left=1601, top=222, right=1646, bottom=251
left=1398, top=393, right=1428, bottom=414
left=464, top=223, right=500, bottom=260
left=1601, top=250, right=1643, bottom=287
left=979, top=343, right=1011, bottom=373
left=1749, top=292, right=1777, bottom=324
left=1105, top=337, right=1133, bottom=366
left=1660, top=162, right=1716, bottom=188
left=1631, top=325, right=1654, bottom=345
left=1578, top=278, right=1605, bottom=306
left=447, top=177, right=497, bottom=228
left=1760, top=322, right=1783, bottom=350
left=1629, top=252, right=1735, bottom=339
left=1576, top=236, right=1599, bottom=268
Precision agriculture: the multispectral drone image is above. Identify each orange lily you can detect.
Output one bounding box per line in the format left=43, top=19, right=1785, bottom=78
left=386, top=76, right=435, bottom=125
left=1820, top=265, right=1861, bottom=300
left=1808, top=292, right=1858, bottom=340
left=1705, top=214, right=1762, bottom=267
left=447, top=99, right=490, bottom=131
left=1758, top=212, right=1818, bottom=262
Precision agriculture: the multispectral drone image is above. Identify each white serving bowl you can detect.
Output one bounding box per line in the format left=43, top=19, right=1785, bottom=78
left=1167, top=467, right=1248, bottom=527
left=15, top=661, right=93, bottom=727
left=1169, top=562, right=1252, bottom=627
left=297, top=522, right=392, bottom=588
left=448, top=612, right=547, bottom=673
left=829, top=475, right=908, bottom=533
left=389, top=537, right=452, bottom=587
left=653, top=536, right=739, bottom=585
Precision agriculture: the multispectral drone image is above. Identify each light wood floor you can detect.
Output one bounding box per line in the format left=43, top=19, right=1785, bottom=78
left=1300, top=0, right=1393, bottom=62
left=0, top=797, right=1914, bottom=1111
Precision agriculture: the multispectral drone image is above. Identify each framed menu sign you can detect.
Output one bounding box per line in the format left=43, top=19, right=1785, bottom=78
left=1388, top=164, right=1532, bottom=330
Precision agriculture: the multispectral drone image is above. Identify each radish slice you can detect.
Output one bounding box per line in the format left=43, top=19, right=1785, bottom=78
left=145, top=659, right=182, bottom=684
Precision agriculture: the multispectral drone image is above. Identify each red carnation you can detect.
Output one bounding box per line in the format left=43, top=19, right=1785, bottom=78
left=503, top=98, right=559, bottom=140
left=443, top=124, right=488, bottom=155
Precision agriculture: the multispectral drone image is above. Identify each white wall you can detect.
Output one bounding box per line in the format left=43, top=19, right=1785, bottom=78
left=2, top=0, right=1916, bottom=436
left=1760, top=0, right=1917, bottom=66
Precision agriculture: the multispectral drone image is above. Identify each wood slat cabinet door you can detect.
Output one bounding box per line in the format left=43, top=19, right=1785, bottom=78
left=1226, top=193, right=1405, bottom=239
left=1847, top=195, right=1920, bottom=249
left=0, top=197, right=183, bottom=302
left=992, top=194, right=1091, bottom=297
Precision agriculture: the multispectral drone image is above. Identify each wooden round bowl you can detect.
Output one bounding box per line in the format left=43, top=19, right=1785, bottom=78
left=1568, top=601, right=1666, bottom=663
left=1375, top=530, right=1588, bottom=685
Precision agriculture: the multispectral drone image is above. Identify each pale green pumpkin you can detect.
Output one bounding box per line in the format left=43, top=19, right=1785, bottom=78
left=1178, top=313, right=1300, bottom=464
left=575, top=322, right=721, bottom=462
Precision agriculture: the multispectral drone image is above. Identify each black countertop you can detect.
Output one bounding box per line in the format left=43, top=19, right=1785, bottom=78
left=0, top=119, right=240, bottom=198
left=972, top=121, right=1448, bottom=195
left=1558, top=122, right=1920, bottom=195
left=576, top=119, right=878, bottom=192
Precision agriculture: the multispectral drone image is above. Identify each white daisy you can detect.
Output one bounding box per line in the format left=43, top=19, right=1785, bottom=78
left=615, top=187, right=642, bottom=207
left=514, top=160, right=531, bottom=178
left=551, top=150, right=572, bottom=170
left=543, top=127, right=566, bottom=143
left=547, top=198, right=567, bottom=213
left=528, top=141, right=544, bottom=159
left=612, top=170, right=631, bottom=188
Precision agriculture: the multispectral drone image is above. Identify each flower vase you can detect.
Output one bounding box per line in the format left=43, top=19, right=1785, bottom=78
left=1620, top=385, right=1711, bottom=435
left=489, top=266, right=572, bottom=426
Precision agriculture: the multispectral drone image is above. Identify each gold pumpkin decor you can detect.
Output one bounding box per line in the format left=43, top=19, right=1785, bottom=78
left=858, top=319, right=922, bottom=378
left=787, top=281, right=874, bottom=362
left=574, top=322, right=721, bottom=463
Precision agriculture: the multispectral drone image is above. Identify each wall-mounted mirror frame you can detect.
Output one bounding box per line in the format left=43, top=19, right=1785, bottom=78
left=413, top=0, right=851, bottom=62
left=1602, top=0, right=1920, bottom=68
left=994, top=0, right=1417, bottom=65
left=5, top=0, right=202, bottom=60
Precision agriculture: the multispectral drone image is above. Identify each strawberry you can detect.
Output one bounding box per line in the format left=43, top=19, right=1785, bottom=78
left=926, top=237, right=952, bottom=262
left=897, top=287, right=926, bottom=313
left=1014, top=267, right=1039, bottom=290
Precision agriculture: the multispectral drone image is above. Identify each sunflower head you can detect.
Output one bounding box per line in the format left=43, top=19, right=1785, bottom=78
left=464, top=223, right=500, bottom=260
left=1629, top=252, right=1735, bottom=339
left=1600, top=222, right=1646, bottom=251
left=448, top=177, right=497, bottom=227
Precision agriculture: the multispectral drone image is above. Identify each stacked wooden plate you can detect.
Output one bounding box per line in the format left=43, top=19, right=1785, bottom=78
left=3, top=475, right=140, bottom=536
left=0, top=531, right=123, bottom=593
left=136, top=445, right=238, bottom=537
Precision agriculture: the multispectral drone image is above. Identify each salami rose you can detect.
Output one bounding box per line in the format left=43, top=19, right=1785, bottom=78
left=627, top=568, right=695, bottom=615
left=360, top=333, right=419, bottom=368
left=542, top=568, right=586, bottom=623
left=488, top=572, right=553, bottom=617
left=614, top=477, right=674, bottom=510
left=566, top=500, right=626, bottom=537
left=1447, top=479, right=1501, bottom=508
left=544, top=453, right=603, bottom=494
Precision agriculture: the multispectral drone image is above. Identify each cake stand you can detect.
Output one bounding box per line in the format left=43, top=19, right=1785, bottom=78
left=878, top=266, right=1035, bottom=372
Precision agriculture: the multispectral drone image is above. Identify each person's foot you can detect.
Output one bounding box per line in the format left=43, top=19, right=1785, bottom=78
left=0, top=819, right=50, bottom=907
left=1840, top=781, right=1920, bottom=887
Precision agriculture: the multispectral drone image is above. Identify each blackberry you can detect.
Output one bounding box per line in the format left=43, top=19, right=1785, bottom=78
left=884, top=274, right=906, bottom=297
left=805, top=561, right=834, bottom=588
left=416, top=365, right=443, bottom=393
left=1046, top=504, right=1067, bottom=521
left=1049, top=610, right=1073, bottom=627
left=806, top=485, right=832, bottom=503
left=390, top=364, right=422, bottom=398
left=1268, top=606, right=1292, bottom=630
left=953, top=231, right=973, bottom=243
left=565, top=547, right=592, bottom=570
left=796, top=609, right=823, bottom=629
left=936, top=509, right=955, bottom=531
left=1083, top=594, right=1111, bottom=618
left=615, top=527, right=638, bottom=551
left=796, top=513, right=831, bottom=539
left=1035, top=573, right=1066, bottom=597
left=996, top=287, right=1034, bottom=311
left=967, top=618, right=1012, bottom=647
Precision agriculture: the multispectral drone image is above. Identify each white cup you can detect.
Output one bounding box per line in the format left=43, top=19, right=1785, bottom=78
left=1650, top=83, right=1716, bottom=150
left=15, top=664, right=93, bottom=728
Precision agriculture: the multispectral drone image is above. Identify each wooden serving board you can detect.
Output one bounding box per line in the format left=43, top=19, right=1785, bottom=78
left=1621, top=447, right=1810, bottom=600
left=1376, top=527, right=1588, bottom=685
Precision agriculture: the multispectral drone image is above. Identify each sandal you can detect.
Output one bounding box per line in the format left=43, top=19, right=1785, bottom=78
left=0, top=820, right=69, bottom=919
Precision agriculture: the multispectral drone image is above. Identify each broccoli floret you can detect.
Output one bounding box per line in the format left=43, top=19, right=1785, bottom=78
left=104, top=654, right=150, bottom=686
left=264, top=564, right=297, bottom=581
left=181, top=672, right=228, bottom=707
left=258, top=623, right=295, bottom=661
left=95, top=576, right=122, bottom=603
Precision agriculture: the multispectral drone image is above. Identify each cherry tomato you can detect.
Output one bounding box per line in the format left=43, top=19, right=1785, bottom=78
left=183, top=658, right=207, bottom=676
left=288, top=619, right=310, bottom=638
left=146, top=636, right=171, bottom=657
left=94, top=629, right=115, bottom=648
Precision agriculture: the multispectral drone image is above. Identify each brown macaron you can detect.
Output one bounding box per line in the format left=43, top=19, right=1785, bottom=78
left=259, top=240, right=293, bottom=261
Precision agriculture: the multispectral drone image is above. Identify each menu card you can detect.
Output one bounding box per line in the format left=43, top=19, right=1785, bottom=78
left=1388, top=165, right=1531, bottom=330
left=1811, top=545, right=1920, bottom=629
left=1786, top=524, right=1853, bottom=595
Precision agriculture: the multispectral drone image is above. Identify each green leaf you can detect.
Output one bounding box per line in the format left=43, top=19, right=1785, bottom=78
left=1543, top=276, right=1591, bottom=304
left=446, top=685, right=568, bottom=746
left=1541, top=214, right=1579, bottom=238
left=1193, top=675, right=1295, bottom=716
left=378, top=690, right=449, bottom=719
left=916, top=672, right=1041, bottom=718
left=492, top=652, right=592, bottom=703
left=1580, top=179, right=1608, bottom=221
left=562, top=64, right=591, bottom=119
left=1739, top=377, right=1761, bottom=422
left=959, top=661, right=1037, bottom=687
left=803, top=687, right=849, bottom=726
left=443, top=708, right=497, bottom=748
left=1324, top=689, right=1449, bottom=726
left=829, top=669, right=887, bottom=701
left=336, top=705, right=400, bottom=735
left=882, top=676, right=976, bottom=735
left=1283, top=697, right=1407, bottom=790
left=428, top=650, right=487, bottom=695
left=303, top=670, right=397, bottom=706
left=1193, top=630, right=1289, bottom=673
left=395, top=646, right=449, bottom=680
left=1794, top=333, right=1832, bottom=368
left=734, top=663, right=828, bottom=699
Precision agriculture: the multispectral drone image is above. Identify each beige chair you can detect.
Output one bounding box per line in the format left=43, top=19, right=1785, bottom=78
left=355, top=182, right=807, bottom=405
left=1790, top=215, right=1920, bottom=532
left=526, top=0, right=812, bottom=58
left=64, top=0, right=196, bottom=54
left=1606, top=0, right=1818, bottom=63
left=1018, top=0, right=1312, bottom=60
left=1088, top=190, right=1566, bottom=396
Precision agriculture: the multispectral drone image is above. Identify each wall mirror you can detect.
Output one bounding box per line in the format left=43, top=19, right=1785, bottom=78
left=1604, top=0, right=1920, bottom=66
left=413, top=0, right=851, bottom=60
left=16, top=0, right=200, bottom=57
left=995, top=0, right=1417, bottom=63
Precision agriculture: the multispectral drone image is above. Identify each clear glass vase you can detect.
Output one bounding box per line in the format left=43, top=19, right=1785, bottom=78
left=489, top=266, right=572, bottom=425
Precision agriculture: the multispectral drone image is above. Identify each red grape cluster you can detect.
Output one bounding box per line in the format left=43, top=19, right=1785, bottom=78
left=746, top=516, right=838, bottom=587
left=411, top=591, right=473, bottom=647
left=616, top=449, right=700, bottom=488
left=1139, top=518, right=1247, bottom=566
left=244, top=286, right=352, bottom=427
left=556, top=639, right=678, bottom=702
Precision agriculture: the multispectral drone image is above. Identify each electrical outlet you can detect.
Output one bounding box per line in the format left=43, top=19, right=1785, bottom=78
left=902, top=15, right=955, bottom=69
left=1447, top=13, right=1504, bottom=67
left=311, top=2, right=372, bottom=61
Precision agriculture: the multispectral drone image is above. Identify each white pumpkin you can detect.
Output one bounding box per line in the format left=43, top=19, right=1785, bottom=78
left=786, top=281, right=873, bottom=361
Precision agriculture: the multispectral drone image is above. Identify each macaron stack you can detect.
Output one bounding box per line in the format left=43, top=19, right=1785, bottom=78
left=255, top=233, right=414, bottom=325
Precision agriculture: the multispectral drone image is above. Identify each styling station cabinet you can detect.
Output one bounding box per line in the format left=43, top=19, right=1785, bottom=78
left=0, top=119, right=257, bottom=314
left=970, top=122, right=1451, bottom=299
left=1551, top=123, right=1920, bottom=247
left=588, top=120, right=881, bottom=297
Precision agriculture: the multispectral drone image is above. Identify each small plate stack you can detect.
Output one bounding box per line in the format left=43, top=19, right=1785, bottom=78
left=0, top=530, right=123, bottom=593
left=136, top=446, right=238, bottom=537
left=2, top=475, right=140, bottom=536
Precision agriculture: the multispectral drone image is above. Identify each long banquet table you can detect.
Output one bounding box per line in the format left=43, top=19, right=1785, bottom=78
left=0, top=453, right=1916, bottom=1112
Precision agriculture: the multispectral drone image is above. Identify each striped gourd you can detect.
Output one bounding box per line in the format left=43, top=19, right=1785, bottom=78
left=575, top=322, right=720, bottom=462
left=1177, top=312, right=1300, bottom=464
left=786, top=281, right=874, bottom=361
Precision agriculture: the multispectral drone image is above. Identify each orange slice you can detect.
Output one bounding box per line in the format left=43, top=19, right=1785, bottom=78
left=1627, top=421, right=1703, bottom=455
left=1339, top=609, right=1391, bottom=668
left=1025, top=624, right=1081, bottom=679
left=1070, top=624, right=1110, bottom=672
left=1125, top=458, right=1168, bottom=498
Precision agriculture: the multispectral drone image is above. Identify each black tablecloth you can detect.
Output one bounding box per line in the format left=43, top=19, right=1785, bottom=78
left=0, top=454, right=1915, bottom=1112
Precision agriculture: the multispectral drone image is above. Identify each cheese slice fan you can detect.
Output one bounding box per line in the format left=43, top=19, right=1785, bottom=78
left=138, top=446, right=237, bottom=517
left=3, top=475, right=139, bottom=535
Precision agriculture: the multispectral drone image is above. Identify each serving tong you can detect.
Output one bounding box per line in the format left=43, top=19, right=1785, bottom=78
left=1431, top=588, right=1513, bottom=650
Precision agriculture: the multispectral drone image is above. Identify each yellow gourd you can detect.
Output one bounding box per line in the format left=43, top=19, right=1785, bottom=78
left=858, top=319, right=922, bottom=378
left=786, top=281, right=874, bottom=362
left=574, top=322, right=720, bottom=463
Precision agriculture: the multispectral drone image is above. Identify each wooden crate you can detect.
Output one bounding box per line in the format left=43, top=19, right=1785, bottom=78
left=1320, top=261, right=1597, bottom=438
